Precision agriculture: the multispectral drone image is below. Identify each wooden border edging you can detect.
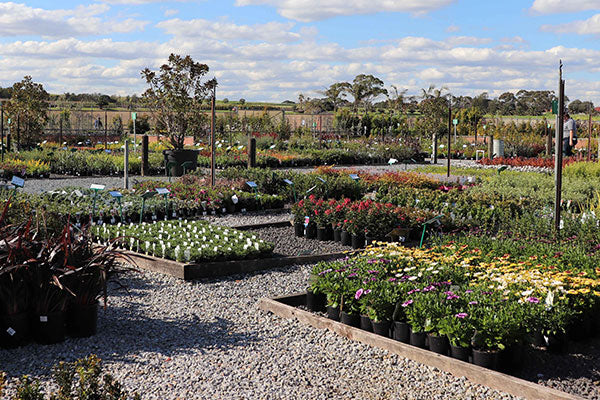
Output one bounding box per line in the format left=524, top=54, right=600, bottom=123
left=125, top=251, right=350, bottom=280
left=258, top=294, right=584, bottom=400
left=232, top=220, right=291, bottom=230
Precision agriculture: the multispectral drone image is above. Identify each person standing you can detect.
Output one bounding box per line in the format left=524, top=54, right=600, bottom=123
left=563, top=112, right=577, bottom=157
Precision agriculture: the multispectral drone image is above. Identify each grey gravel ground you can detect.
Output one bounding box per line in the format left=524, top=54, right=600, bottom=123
left=251, top=226, right=351, bottom=256
left=0, top=267, right=519, bottom=400
left=202, top=209, right=292, bottom=227
left=19, top=175, right=169, bottom=194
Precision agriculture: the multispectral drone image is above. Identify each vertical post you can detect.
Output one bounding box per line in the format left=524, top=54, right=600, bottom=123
left=447, top=104, right=451, bottom=177
left=0, top=103, right=3, bottom=162
left=124, top=139, right=129, bottom=189
left=474, top=121, right=478, bottom=143
left=16, top=115, right=19, bottom=151
left=141, top=134, right=149, bottom=176
left=104, top=110, right=108, bottom=150
left=588, top=114, right=592, bottom=162
left=133, top=117, right=136, bottom=151
left=248, top=137, right=256, bottom=168
left=6, top=131, right=10, bottom=153
left=210, top=85, right=216, bottom=187
left=59, top=117, right=63, bottom=145
left=554, top=61, right=565, bottom=237
left=488, top=134, right=494, bottom=159
left=545, top=121, right=551, bottom=156
left=432, top=132, right=438, bottom=164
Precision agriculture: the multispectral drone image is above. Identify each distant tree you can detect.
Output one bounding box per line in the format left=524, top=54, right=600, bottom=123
left=222, top=98, right=229, bottom=103
left=319, top=82, right=351, bottom=112
left=4, top=76, right=49, bottom=147
left=417, top=84, right=450, bottom=146
left=348, top=74, right=387, bottom=112
left=141, top=54, right=216, bottom=149
left=386, top=85, right=408, bottom=113
left=239, top=98, right=246, bottom=105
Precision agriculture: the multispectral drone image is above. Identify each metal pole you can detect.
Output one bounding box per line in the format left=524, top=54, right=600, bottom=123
left=124, top=139, right=129, bottom=189
left=133, top=117, right=137, bottom=152
left=447, top=104, right=451, bottom=177
left=104, top=110, right=108, bottom=150
left=210, top=85, right=216, bottom=187
left=554, top=61, right=565, bottom=237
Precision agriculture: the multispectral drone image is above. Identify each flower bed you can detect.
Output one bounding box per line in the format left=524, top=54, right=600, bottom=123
left=292, top=196, right=436, bottom=238
left=309, top=242, right=600, bottom=363
left=92, top=220, right=274, bottom=263
left=0, top=158, right=50, bottom=179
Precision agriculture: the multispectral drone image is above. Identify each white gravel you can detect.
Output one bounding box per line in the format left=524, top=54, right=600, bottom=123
left=0, top=267, right=519, bottom=400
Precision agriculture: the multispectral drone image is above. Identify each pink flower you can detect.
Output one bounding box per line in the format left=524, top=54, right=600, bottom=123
left=401, top=300, right=413, bottom=307
left=526, top=297, right=540, bottom=304
left=455, top=313, right=468, bottom=319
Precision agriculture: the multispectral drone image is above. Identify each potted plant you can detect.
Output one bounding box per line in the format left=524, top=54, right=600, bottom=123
left=142, top=54, right=217, bottom=177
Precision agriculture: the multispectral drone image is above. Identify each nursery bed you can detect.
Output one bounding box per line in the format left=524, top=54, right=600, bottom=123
left=259, top=293, right=587, bottom=400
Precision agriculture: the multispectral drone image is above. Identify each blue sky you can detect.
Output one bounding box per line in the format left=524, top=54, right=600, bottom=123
left=1, top=0, right=600, bottom=103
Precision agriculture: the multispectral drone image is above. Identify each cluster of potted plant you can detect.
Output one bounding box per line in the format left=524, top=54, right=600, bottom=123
left=92, top=219, right=274, bottom=263
left=292, top=196, right=436, bottom=249
left=306, top=242, right=600, bottom=371
left=0, top=200, right=127, bottom=348
left=478, top=156, right=578, bottom=169
left=0, top=158, right=50, bottom=179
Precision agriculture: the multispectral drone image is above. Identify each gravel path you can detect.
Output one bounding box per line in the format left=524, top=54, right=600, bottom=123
left=0, top=268, right=518, bottom=400
left=202, top=210, right=292, bottom=227
left=252, top=226, right=351, bottom=256
left=19, top=175, right=169, bottom=194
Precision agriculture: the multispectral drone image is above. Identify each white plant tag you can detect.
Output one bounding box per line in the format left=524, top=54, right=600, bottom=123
left=6, top=327, right=16, bottom=336
left=40, top=316, right=48, bottom=322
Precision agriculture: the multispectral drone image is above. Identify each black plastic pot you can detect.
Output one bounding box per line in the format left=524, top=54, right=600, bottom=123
left=333, top=228, right=341, bottom=242
left=340, top=230, right=351, bottom=246
left=0, top=313, right=30, bottom=348
left=544, top=332, right=568, bottom=353
left=427, top=333, right=449, bottom=355
left=226, top=204, right=236, bottom=214
left=499, top=344, right=523, bottom=373
left=33, top=311, right=66, bottom=345
left=409, top=328, right=427, bottom=348
left=294, top=222, right=304, bottom=237
left=393, top=321, right=410, bottom=343
left=365, top=236, right=375, bottom=246
left=568, top=317, right=591, bottom=341
left=305, top=223, right=317, bottom=239
left=163, top=149, right=199, bottom=177
left=472, top=349, right=500, bottom=370
left=450, top=344, right=471, bottom=362
left=351, top=234, right=365, bottom=250
left=360, top=315, right=373, bottom=332
left=317, top=226, right=332, bottom=241
left=326, top=306, right=340, bottom=321
left=305, top=290, right=326, bottom=312
left=371, top=320, right=391, bottom=337
left=67, top=303, right=98, bottom=338
left=340, top=311, right=360, bottom=328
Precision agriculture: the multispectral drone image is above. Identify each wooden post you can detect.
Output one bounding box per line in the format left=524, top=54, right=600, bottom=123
left=488, top=135, right=494, bottom=159
left=141, top=134, right=149, bottom=176
left=0, top=103, right=3, bottom=162
left=16, top=115, right=20, bottom=150
left=554, top=62, right=565, bottom=237
left=6, top=132, right=10, bottom=152
left=248, top=137, right=256, bottom=168
left=587, top=114, right=592, bottom=161
left=447, top=104, right=451, bottom=177
left=124, top=139, right=129, bottom=189
left=432, top=132, right=438, bottom=164
left=210, top=85, right=216, bottom=187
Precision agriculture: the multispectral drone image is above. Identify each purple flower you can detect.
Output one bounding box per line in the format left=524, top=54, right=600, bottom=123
left=367, top=270, right=379, bottom=274
left=318, top=268, right=332, bottom=276
left=407, top=289, right=421, bottom=295
left=367, top=259, right=377, bottom=264
left=370, top=277, right=377, bottom=282
left=468, top=301, right=478, bottom=305
left=465, top=290, right=474, bottom=294
left=388, top=278, right=397, bottom=282
left=423, top=285, right=436, bottom=292
left=335, top=268, right=346, bottom=273
left=355, top=289, right=364, bottom=300
left=401, top=300, right=414, bottom=307
left=526, top=297, right=540, bottom=304
left=348, top=273, right=358, bottom=278
left=455, top=313, right=468, bottom=319
left=447, top=294, right=460, bottom=300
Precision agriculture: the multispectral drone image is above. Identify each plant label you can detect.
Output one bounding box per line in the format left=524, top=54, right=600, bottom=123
left=246, top=181, right=258, bottom=188
left=11, top=176, right=25, bottom=187
left=6, top=327, right=16, bottom=336
left=152, top=214, right=157, bottom=221
left=222, top=208, right=226, bottom=213
left=283, top=179, right=293, bottom=185
left=156, top=188, right=170, bottom=195
left=110, top=217, right=116, bottom=225
left=90, top=184, right=105, bottom=191
left=304, top=216, right=310, bottom=227
left=109, top=191, right=123, bottom=198
left=40, top=316, right=48, bottom=322
left=241, top=208, right=247, bottom=213
left=172, top=211, right=177, bottom=218
left=211, top=210, right=216, bottom=215
left=203, top=211, right=207, bottom=216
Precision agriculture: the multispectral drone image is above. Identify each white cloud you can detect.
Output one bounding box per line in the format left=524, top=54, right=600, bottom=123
left=234, top=0, right=456, bottom=22
left=530, top=0, right=600, bottom=14
left=164, top=9, right=179, bottom=17
left=541, top=13, right=600, bottom=34
left=0, top=2, right=147, bottom=37
left=446, top=25, right=460, bottom=33
left=157, top=18, right=305, bottom=43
